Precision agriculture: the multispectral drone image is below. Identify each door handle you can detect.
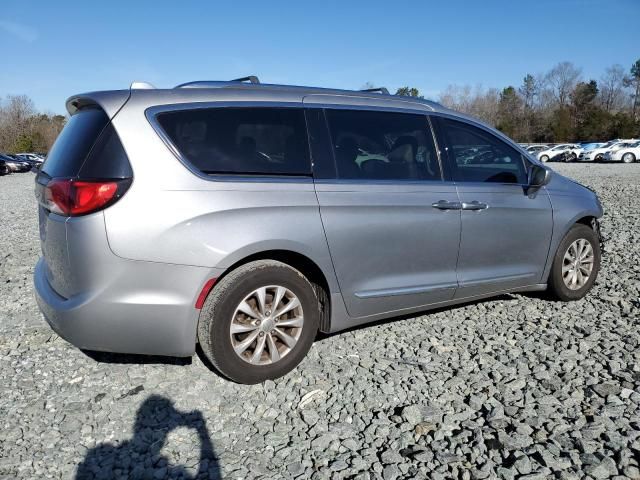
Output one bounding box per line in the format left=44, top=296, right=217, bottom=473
left=461, top=201, right=489, bottom=211
left=432, top=200, right=462, bottom=210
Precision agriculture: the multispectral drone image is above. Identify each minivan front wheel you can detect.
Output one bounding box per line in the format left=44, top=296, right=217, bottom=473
left=547, top=224, right=601, bottom=301
left=197, top=260, right=319, bottom=384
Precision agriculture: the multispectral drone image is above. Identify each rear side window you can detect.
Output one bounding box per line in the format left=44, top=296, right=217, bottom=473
left=41, top=107, right=132, bottom=179
left=155, top=108, right=311, bottom=176
left=439, top=118, right=527, bottom=184
left=325, top=109, right=441, bottom=181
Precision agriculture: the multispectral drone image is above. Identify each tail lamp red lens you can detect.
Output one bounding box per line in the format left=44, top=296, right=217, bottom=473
left=43, top=178, right=126, bottom=216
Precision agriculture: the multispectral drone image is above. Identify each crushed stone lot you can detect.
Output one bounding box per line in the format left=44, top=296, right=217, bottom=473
left=1, top=163, right=639, bottom=480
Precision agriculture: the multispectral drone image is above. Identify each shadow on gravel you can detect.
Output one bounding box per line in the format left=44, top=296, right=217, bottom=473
left=81, top=350, right=193, bottom=366
left=316, top=294, right=517, bottom=341
left=76, top=395, right=221, bottom=479
left=194, top=344, right=228, bottom=381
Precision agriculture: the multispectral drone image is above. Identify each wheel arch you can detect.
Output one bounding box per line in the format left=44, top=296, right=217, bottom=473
left=542, top=209, right=602, bottom=283
left=213, top=249, right=334, bottom=333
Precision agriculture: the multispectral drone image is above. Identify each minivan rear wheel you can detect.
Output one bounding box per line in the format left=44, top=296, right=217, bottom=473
left=197, top=260, right=319, bottom=384
left=547, top=224, right=600, bottom=301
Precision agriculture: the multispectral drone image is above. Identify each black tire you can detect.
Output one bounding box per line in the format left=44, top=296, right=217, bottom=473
left=197, top=260, right=320, bottom=384
left=547, top=224, right=601, bottom=301
left=567, top=152, right=577, bottom=162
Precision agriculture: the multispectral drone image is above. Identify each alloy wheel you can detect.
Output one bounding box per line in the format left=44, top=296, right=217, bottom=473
left=562, top=239, right=594, bottom=290
left=229, top=285, right=304, bottom=365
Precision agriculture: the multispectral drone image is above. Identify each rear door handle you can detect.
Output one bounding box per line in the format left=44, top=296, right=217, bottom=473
left=432, top=200, right=462, bottom=210
left=461, top=201, right=488, bottom=211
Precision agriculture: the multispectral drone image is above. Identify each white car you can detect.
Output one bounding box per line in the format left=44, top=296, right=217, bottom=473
left=578, top=140, right=637, bottom=162
left=536, top=144, right=580, bottom=162
left=604, top=141, right=640, bottom=163
left=573, top=142, right=605, bottom=160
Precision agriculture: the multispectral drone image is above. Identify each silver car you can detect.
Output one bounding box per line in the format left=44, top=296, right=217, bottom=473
left=34, top=77, right=604, bottom=384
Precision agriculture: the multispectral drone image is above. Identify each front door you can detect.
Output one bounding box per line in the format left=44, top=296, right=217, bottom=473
left=307, top=107, right=462, bottom=318
left=435, top=116, right=553, bottom=298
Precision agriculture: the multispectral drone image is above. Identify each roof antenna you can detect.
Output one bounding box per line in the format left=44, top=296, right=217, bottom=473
left=130, top=81, right=156, bottom=90
left=360, top=87, right=390, bottom=95
left=230, top=76, right=260, bottom=84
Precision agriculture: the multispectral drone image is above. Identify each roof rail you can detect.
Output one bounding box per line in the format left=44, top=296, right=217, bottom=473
left=231, top=75, right=260, bottom=84
left=360, top=87, right=390, bottom=95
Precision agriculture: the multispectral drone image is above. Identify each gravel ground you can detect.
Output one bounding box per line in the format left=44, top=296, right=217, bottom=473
left=1, top=163, right=639, bottom=480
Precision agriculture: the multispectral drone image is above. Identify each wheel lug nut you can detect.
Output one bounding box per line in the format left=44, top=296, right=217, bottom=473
left=259, top=332, right=265, bottom=337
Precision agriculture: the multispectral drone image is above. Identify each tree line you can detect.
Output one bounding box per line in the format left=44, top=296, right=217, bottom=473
left=395, top=59, right=640, bottom=143
left=2, top=59, right=639, bottom=154
left=0, top=95, right=66, bottom=154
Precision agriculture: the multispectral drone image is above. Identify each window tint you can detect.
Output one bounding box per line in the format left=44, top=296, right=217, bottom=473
left=78, top=121, right=133, bottom=179
left=439, top=118, right=527, bottom=184
left=42, top=108, right=110, bottom=178
left=325, top=110, right=441, bottom=181
left=156, top=108, right=310, bottom=176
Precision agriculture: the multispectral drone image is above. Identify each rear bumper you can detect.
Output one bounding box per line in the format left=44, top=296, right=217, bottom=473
left=34, top=257, right=223, bottom=357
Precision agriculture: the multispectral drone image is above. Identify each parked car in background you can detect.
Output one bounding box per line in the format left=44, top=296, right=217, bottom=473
left=1, top=154, right=31, bottom=172
left=604, top=141, right=640, bottom=163
left=579, top=140, right=637, bottom=162
left=34, top=77, right=604, bottom=383
left=537, top=144, right=580, bottom=162
left=16, top=153, right=45, bottom=166
left=17, top=153, right=44, bottom=162
left=526, top=145, right=548, bottom=155
left=574, top=142, right=605, bottom=160
left=0, top=158, right=10, bottom=176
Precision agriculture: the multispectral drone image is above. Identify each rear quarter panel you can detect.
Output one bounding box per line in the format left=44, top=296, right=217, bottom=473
left=102, top=94, right=340, bottom=293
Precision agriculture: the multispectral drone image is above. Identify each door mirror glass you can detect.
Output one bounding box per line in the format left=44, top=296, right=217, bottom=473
left=528, top=164, right=551, bottom=188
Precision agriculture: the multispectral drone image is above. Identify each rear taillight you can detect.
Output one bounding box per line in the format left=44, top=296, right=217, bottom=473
left=40, top=178, right=131, bottom=216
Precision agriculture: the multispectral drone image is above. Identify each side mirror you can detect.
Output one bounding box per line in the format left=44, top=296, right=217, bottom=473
left=526, top=164, right=551, bottom=193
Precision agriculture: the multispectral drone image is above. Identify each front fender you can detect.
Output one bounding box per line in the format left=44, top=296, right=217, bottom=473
left=542, top=190, right=603, bottom=282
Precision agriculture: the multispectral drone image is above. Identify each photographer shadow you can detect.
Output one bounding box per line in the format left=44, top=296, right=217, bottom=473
left=76, top=395, right=221, bottom=479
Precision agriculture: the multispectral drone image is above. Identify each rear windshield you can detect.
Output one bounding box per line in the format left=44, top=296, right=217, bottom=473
left=155, top=107, right=311, bottom=176
left=42, top=108, right=109, bottom=177
left=41, top=107, right=132, bottom=179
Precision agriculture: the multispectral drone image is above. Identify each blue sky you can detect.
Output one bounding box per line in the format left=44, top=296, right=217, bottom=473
left=0, top=0, right=638, bottom=114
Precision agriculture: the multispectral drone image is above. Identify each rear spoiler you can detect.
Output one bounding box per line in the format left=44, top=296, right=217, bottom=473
left=66, top=90, right=131, bottom=119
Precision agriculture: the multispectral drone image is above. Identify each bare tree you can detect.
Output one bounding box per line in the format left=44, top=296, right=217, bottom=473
left=544, top=61, right=582, bottom=106
left=0, top=95, right=65, bottom=153
left=438, top=85, right=499, bottom=126
left=0, top=95, right=37, bottom=151
left=599, top=64, right=629, bottom=112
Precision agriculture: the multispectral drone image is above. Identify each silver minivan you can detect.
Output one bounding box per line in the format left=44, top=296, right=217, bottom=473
left=34, top=77, right=603, bottom=383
